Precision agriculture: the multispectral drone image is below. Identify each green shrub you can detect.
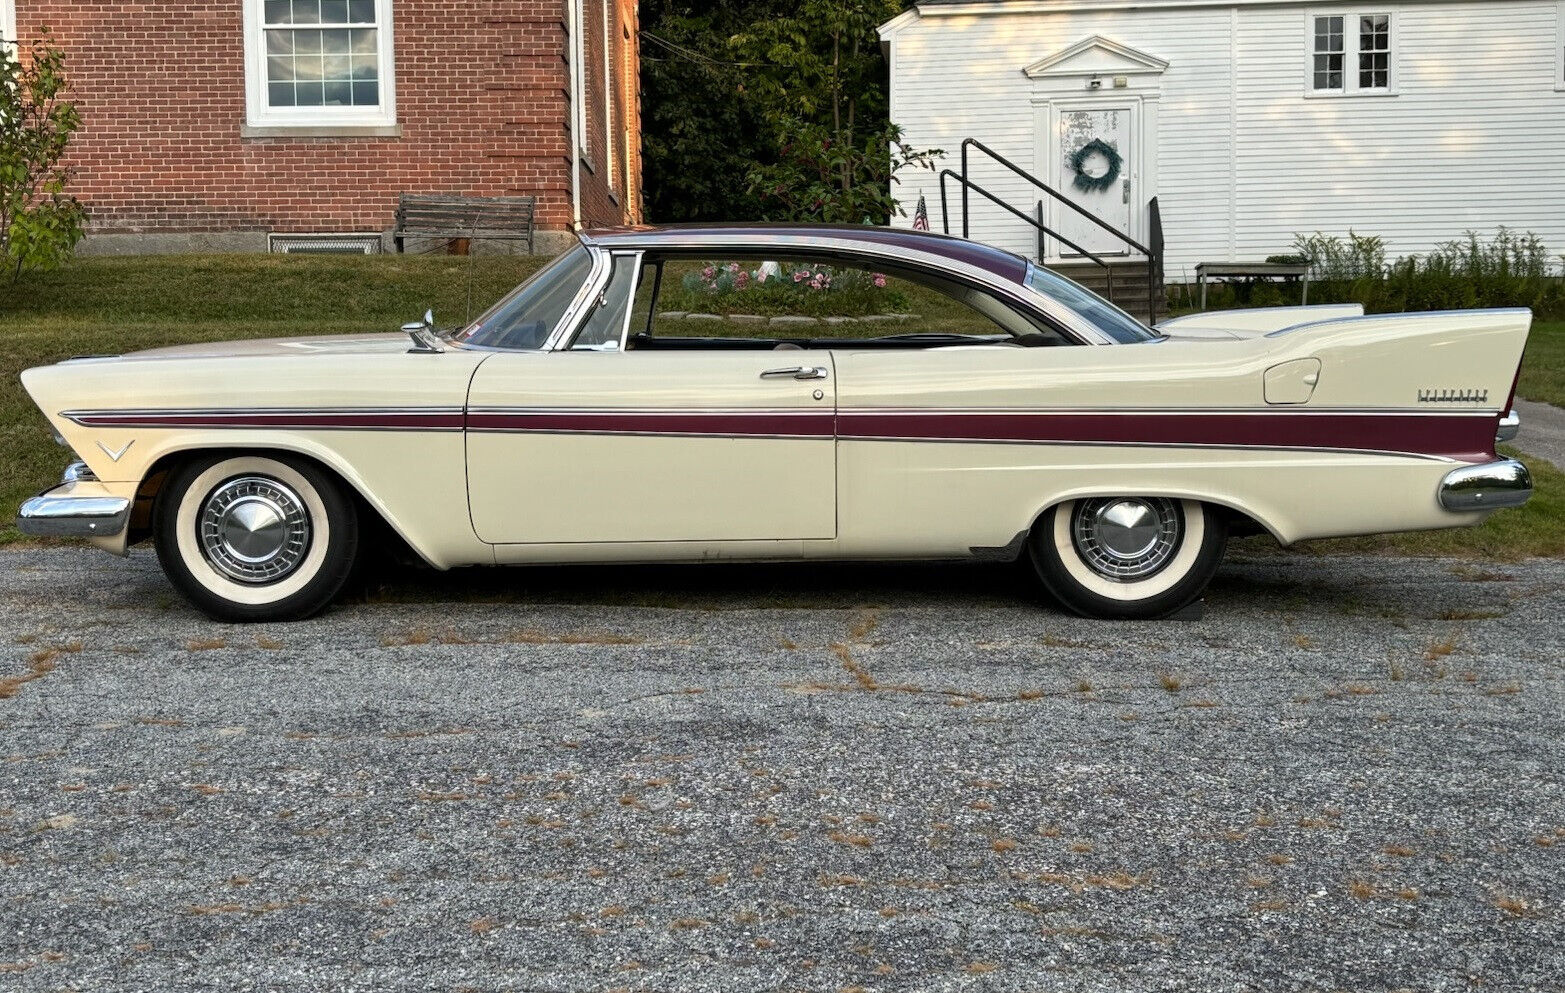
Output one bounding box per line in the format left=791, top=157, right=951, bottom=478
left=1287, top=228, right=1565, bottom=318
left=1, top=29, right=87, bottom=279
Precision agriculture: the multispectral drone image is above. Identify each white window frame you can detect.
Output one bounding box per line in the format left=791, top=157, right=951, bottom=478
left=1, top=0, right=15, bottom=43
left=1556, top=1, right=1565, bottom=92
left=603, top=1, right=615, bottom=190
left=241, top=0, right=398, bottom=133
left=1305, top=9, right=1397, bottom=98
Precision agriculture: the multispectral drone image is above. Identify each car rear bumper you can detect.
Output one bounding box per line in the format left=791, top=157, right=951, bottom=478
left=16, top=484, right=131, bottom=538
left=1497, top=409, right=1521, bottom=443
left=1439, top=458, right=1533, bottom=512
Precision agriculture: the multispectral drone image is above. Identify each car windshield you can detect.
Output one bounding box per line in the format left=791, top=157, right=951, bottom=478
left=459, top=245, right=594, bottom=349
left=1024, top=264, right=1161, bottom=344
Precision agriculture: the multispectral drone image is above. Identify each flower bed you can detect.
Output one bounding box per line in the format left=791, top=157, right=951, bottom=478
left=660, top=261, right=908, bottom=318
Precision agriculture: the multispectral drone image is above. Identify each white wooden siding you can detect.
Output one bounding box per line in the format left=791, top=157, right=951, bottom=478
left=886, top=0, right=1565, bottom=277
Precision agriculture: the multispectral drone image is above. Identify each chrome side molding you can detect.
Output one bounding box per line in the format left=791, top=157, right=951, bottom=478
left=1497, top=409, right=1520, bottom=443
left=17, top=491, right=131, bottom=537
left=1439, top=458, right=1532, bottom=512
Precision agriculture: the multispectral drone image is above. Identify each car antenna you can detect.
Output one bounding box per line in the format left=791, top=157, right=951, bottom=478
left=464, top=204, right=483, bottom=329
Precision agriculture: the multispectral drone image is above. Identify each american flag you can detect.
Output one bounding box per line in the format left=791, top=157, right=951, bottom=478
left=912, top=194, right=929, bottom=231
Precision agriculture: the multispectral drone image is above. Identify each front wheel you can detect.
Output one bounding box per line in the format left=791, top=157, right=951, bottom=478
left=1027, top=497, right=1226, bottom=620
left=153, top=454, right=359, bottom=622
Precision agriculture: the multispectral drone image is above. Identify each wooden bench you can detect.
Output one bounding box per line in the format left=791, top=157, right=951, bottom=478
left=1195, top=261, right=1310, bottom=308
left=393, top=193, right=536, bottom=254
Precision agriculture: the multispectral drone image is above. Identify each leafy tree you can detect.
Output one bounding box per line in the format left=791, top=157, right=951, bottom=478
left=0, top=29, right=86, bottom=278
left=639, top=0, right=786, bottom=223
left=639, top=0, right=934, bottom=224
left=730, top=0, right=938, bottom=224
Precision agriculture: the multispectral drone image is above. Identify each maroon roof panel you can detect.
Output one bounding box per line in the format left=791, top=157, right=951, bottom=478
left=585, top=223, right=1031, bottom=284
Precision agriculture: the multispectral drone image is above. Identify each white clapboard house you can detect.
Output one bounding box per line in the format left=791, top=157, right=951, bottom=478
left=879, top=0, right=1565, bottom=318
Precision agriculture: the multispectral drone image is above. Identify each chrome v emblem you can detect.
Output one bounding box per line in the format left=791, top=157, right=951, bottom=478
left=96, top=439, right=133, bottom=462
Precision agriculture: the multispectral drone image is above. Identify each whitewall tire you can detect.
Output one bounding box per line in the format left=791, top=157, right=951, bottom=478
left=1027, top=497, right=1226, bottom=620
left=153, top=454, right=359, bottom=622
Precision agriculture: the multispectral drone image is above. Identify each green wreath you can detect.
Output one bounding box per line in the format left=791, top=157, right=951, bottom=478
left=1069, top=138, right=1122, bottom=193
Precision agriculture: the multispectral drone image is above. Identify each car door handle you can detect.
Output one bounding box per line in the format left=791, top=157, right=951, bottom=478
left=760, top=366, right=828, bottom=381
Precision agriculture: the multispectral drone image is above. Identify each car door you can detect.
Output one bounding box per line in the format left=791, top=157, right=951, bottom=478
left=465, top=253, right=837, bottom=545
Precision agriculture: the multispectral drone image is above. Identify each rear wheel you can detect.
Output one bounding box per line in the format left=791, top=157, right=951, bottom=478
left=1027, top=497, right=1226, bottom=619
left=153, top=454, right=359, bottom=622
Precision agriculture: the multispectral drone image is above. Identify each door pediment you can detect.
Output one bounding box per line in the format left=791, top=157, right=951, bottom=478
left=1023, top=36, right=1169, bottom=80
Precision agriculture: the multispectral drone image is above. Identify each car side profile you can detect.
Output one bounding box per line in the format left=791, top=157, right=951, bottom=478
left=17, top=224, right=1532, bottom=621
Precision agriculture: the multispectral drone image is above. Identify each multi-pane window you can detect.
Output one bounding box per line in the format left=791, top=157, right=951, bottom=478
left=1309, top=11, right=1393, bottom=94
left=242, top=0, right=396, bottom=130
left=1358, top=14, right=1390, bottom=89
left=1312, top=15, right=1344, bottom=90
left=264, top=0, right=381, bottom=108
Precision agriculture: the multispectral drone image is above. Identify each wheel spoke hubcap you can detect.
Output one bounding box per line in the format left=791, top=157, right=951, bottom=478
left=1071, top=497, right=1181, bottom=581
left=199, top=476, right=312, bottom=584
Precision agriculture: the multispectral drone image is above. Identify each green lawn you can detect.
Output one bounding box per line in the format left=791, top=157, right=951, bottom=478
left=1518, top=320, right=1565, bottom=409
left=2, top=256, right=1562, bottom=558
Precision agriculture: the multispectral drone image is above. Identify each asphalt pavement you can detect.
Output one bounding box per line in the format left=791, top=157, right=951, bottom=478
left=1, top=547, right=1562, bottom=992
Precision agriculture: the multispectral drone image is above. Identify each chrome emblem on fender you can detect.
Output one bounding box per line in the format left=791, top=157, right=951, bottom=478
left=1417, top=388, right=1488, bottom=404
left=96, top=439, right=134, bottom=461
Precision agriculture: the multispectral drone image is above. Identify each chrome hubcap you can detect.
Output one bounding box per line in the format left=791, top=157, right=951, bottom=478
left=198, top=476, right=311, bottom=584
left=1071, top=497, right=1181, bottom=581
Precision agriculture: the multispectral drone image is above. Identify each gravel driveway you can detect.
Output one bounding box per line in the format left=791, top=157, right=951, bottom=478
left=1, top=547, right=1562, bottom=992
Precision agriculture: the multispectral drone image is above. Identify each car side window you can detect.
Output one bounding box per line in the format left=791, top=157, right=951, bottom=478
left=628, top=255, right=1065, bottom=347
left=567, top=254, right=640, bottom=351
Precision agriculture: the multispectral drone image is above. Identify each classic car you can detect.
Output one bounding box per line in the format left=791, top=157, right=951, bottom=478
left=16, top=224, right=1532, bottom=622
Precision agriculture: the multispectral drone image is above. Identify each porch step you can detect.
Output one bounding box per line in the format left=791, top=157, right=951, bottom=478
left=1044, top=259, right=1162, bottom=324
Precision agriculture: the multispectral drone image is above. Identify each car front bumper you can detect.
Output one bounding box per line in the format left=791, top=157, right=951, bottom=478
left=1439, top=458, right=1533, bottom=512
left=17, top=484, right=131, bottom=538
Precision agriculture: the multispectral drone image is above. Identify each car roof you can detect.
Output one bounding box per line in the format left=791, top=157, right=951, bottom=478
left=580, top=223, right=1031, bottom=284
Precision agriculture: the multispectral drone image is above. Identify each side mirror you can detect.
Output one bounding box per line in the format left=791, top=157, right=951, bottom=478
left=403, top=309, right=444, bottom=353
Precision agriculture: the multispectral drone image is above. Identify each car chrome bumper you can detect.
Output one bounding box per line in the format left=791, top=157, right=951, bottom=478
left=1497, top=409, right=1520, bottom=443
left=16, top=485, right=131, bottom=538
left=1439, top=458, right=1533, bottom=512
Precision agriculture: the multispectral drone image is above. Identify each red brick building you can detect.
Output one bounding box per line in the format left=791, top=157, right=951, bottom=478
left=2, top=0, right=640, bottom=253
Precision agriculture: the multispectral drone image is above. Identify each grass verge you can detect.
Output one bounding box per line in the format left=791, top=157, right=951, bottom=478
left=1518, top=320, right=1565, bottom=409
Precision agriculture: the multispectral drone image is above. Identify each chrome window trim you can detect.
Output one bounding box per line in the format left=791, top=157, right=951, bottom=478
left=544, top=244, right=612, bottom=351
left=556, top=249, right=645, bottom=353
left=581, top=230, right=1115, bottom=346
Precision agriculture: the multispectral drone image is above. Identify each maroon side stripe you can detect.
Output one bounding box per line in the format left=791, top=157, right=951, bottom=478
left=837, top=410, right=1498, bottom=462
left=62, top=406, right=1499, bottom=462
left=66, top=409, right=465, bottom=430
left=466, top=409, right=836, bottom=438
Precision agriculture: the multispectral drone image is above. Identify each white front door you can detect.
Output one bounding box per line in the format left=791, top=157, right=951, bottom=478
left=1053, top=105, right=1134, bottom=257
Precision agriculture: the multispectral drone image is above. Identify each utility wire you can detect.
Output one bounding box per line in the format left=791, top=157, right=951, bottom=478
left=639, top=30, right=771, bottom=68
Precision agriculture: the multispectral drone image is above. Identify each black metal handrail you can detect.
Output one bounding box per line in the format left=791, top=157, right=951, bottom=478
left=959, top=138, right=1153, bottom=257
left=948, top=137, right=1161, bottom=322
left=1147, top=195, right=1164, bottom=323
left=938, top=168, right=1115, bottom=301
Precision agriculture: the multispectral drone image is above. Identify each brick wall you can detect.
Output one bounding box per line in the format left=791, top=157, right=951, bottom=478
left=13, top=0, right=640, bottom=245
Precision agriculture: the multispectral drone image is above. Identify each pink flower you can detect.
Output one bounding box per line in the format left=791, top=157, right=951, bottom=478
left=727, top=262, right=740, bottom=273
left=701, top=265, right=716, bottom=280
left=735, top=271, right=749, bottom=289
left=793, top=271, right=807, bottom=283
left=872, top=273, right=887, bottom=288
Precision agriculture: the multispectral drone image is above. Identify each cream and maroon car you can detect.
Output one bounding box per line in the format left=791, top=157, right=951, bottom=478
left=16, top=224, right=1532, bottom=621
